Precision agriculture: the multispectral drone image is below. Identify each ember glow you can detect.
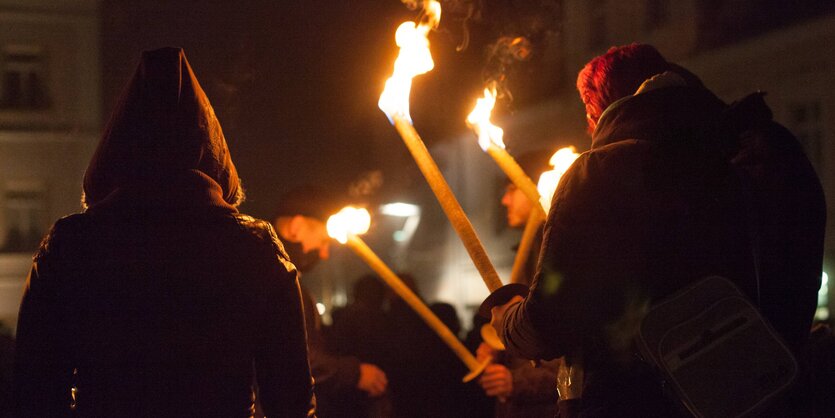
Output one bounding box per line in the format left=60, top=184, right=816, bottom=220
left=465, top=86, right=505, bottom=151
left=378, top=0, right=441, bottom=122
left=537, top=146, right=581, bottom=212
left=326, top=206, right=371, bottom=244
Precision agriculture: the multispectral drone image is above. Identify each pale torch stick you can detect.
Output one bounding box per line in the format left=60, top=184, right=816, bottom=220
left=378, top=2, right=502, bottom=292
left=327, top=207, right=490, bottom=382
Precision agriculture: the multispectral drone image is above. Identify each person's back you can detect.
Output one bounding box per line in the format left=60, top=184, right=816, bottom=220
left=13, top=47, right=314, bottom=418
left=496, top=44, right=825, bottom=417
left=18, top=204, right=308, bottom=417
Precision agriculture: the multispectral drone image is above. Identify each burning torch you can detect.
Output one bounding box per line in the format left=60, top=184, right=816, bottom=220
left=327, top=206, right=490, bottom=382
left=378, top=0, right=503, bottom=293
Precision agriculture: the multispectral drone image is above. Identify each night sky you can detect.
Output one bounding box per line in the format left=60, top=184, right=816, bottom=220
left=100, top=0, right=562, bottom=219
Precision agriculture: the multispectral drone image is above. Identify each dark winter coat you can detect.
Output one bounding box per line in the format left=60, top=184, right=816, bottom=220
left=499, top=84, right=825, bottom=417
left=13, top=47, right=315, bottom=418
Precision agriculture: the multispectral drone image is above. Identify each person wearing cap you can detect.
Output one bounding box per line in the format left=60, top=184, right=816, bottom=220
left=476, top=149, right=560, bottom=418
left=490, top=44, right=825, bottom=417
left=272, top=188, right=389, bottom=418
left=13, top=48, right=314, bottom=417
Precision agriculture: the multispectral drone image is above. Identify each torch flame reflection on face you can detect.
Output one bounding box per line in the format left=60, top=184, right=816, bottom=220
left=537, top=147, right=581, bottom=212
left=326, top=206, right=372, bottom=244
left=378, top=1, right=442, bottom=123
left=466, top=87, right=505, bottom=151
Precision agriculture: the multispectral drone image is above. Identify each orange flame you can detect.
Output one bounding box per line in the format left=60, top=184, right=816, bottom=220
left=465, top=86, right=505, bottom=151
left=537, top=146, right=580, bottom=212
left=326, top=206, right=372, bottom=244
left=378, top=1, right=442, bottom=123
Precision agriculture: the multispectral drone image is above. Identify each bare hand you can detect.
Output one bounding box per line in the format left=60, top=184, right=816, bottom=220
left=489, top=295, right=524, bottom=338
left=478, top=363, right=513, bottom=399
left=476, top=342, right=497, bottom=363
left=357, top=363, right=388, bottom=397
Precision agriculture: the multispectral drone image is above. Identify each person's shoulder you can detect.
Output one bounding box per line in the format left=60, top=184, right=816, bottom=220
left=562, top=141, right=652, bottom=189
left=35, top=213, right=91, bottom=260
left=228, top=213, right=292, bottom=261
left=51, top=212, right=92, bottom=231
left=229, top=213, right=273, bottom=238
left=587, top=139, right=653, bottom=166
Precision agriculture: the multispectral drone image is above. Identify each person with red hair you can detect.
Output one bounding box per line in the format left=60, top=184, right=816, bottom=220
left=577, top=43, right=704, bottom=134
left=490, top=44, right=825, bottom=417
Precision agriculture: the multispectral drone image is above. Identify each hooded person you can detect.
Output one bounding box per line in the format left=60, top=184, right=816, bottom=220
left=13, top=47, right=315, bottom=418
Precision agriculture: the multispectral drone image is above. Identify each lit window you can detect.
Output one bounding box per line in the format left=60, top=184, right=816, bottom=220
left=0, top=45, right=50, bottom=110
left=1, top=182, right=46, bottom=253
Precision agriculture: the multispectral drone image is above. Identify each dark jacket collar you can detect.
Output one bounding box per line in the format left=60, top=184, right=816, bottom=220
left=85, top=169, right=238, bottom=215
left=591, top=86, right=729, bottom=150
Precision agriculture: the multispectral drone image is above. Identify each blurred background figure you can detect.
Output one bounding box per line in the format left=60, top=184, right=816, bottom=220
left=328, top=274, right=392, bottom=417
left=478, top=149, right=561, bottom=418
left=377, top=273, right=469, bottom=418
left=272, top=187, right=390, bottom=418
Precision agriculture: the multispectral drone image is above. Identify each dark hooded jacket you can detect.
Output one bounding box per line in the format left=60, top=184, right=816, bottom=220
left=13, top=48, right=315, bottom=418
left=499, top=83, right=825, bottom=417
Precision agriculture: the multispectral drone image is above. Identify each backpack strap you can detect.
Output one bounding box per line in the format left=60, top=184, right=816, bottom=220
left=734, top=165, right=761, bottom=306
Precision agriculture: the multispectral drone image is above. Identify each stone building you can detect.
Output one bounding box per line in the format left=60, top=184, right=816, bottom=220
left=0, top=0, right=100, bottom=332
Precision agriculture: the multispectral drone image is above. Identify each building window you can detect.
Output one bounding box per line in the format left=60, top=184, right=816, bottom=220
left=588, top=3, right=607, bottom=50
left=1, top=184, right=46, bottom=253
left=787, top=101, right=824, bottom=172
left=0, top=45, right=50, bottom=111
left=645, top=0, right=671, bottom=31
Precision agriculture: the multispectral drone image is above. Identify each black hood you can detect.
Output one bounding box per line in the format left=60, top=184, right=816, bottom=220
left=83, top=47, right=240, bottom=209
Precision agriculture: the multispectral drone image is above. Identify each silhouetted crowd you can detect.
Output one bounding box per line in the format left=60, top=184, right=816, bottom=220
left=6, top=44, right=835, bottom=418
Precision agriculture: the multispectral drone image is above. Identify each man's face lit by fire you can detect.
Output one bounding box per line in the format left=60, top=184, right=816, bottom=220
left=292, top=216, right=331, bottom=260
left=501, top=183, right=533, bottom=228
left=275, top=215, right=332, bottom=273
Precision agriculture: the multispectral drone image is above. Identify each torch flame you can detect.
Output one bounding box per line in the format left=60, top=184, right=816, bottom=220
left=466, top=87, right=505, bottom=151
left=326, top=206, right=372, bottom=244
left=537, top=146, right=581, bottom=212
left=378, top=0, right=442, bottom=123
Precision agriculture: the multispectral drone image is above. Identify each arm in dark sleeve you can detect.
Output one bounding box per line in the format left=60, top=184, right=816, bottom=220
left=499, top=151, right=643, bottom=361
left=255, top=254, right=316, bottom=418
left=299, top=287, right=362, bottom=396
left=509, top=358, right=559, bottom=403
left=14, top=227, right=73, bottom=417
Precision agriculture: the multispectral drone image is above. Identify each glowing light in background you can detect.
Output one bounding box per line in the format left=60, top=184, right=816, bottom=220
left=816, top=271, right=829, bottom=321
left=380, top=202, right=420, bottom=217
